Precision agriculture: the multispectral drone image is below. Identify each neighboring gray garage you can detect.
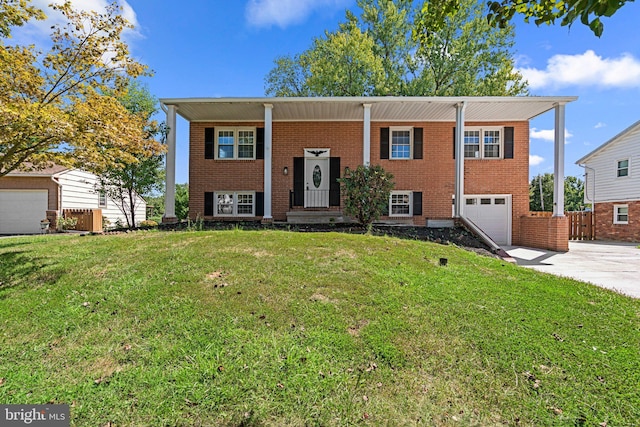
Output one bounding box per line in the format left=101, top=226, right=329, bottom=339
left=0, top=189, right=49, bottom=234
left=464, top=194, right=512, bottom=245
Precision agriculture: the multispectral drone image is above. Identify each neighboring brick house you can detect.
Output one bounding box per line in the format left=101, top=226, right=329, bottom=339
left=0, top=165, right=146, bottom=234
left=576, top=120, right=640, bottom=242
left=160, top=97, right=576, bottom=251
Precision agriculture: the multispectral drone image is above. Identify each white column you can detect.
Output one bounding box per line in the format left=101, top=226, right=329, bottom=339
left=363, top=103, right=371, bottom=165
left=163, top=104, right=177, bottom=220
left=553, top=103, right=566, bottom=217
left=263, top=104, right=273, bottom=220
left=454, top=102, right=466, bottom=218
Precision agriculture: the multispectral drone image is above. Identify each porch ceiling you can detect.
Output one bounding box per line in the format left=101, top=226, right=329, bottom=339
left=160, top=96, right=577, bottom=123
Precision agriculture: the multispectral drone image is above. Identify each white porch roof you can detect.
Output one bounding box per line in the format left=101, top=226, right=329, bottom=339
left=159, top=96, right=577, bottom=123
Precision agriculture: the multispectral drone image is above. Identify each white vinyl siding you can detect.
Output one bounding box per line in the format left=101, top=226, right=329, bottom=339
left=582, top=126, right=640, bottom=203
left=56, top=170, right=146, bottom=226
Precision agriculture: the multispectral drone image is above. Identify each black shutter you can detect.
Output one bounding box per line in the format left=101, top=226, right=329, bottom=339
left=256, top=128, right=265, bottom=160
left=205, top=128, right=215, bottom=159
left=413, top=128, right=423, bottom=159
left=412, top=192, right=423, bottom=216
left=504, top=127, right=514, bottom=159
left=204, top=192, right=214, bottom=216
left=380, top=128, right=390, bottom=159
left=255, top=192, right=264, bottom=216
left=329, top=157, right=341, bottom=206
left=293, top=157, right=304, bottom=206
left=453, top=127, right=456, bottom=159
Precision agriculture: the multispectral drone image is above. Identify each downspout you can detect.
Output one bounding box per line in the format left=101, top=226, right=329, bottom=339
left=51, top=175, right=62, bottom=227
left=454, top=101, right=466, bottom=218
left=577, top=163, right=595, bottom=207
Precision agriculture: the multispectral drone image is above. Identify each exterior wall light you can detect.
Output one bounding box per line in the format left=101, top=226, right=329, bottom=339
left=283, top=166, right=288, bottom=176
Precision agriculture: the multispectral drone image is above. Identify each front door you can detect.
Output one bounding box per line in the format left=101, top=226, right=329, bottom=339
left=305, top=156, right=329, bottom=208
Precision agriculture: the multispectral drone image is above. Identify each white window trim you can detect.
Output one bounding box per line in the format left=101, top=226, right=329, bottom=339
left=213, top=191, right=255, bottom=217
left=98, top=191, right=107, bottom=208
left=215, top=127, right=257, bottom=160
left=389, top=126, right=413, bottom=160
left=616, top=158, right=630, bottom=178
left=389, top=191, right=412, bottom=217
left=613, top=204, right=629, bottom=225
left=464, top=126, right=503, bottom=160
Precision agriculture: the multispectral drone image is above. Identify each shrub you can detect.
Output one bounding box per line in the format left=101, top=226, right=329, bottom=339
left=339, top=164, right=394, bottom=229
left=57, top=216, right=78, bottom=231
left=139, top=220, right=158, bottom=228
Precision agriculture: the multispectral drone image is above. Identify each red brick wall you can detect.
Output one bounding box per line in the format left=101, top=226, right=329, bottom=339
left=189, top=119, right=531, bottom=243
left=594, top=200, right=640, bottom=242
left=0, top=177, right=60, bottom=210
left=520, top=215, right=569, bottom=251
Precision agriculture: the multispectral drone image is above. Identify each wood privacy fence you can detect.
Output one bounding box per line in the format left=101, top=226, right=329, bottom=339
left=63, top=209, right=103, bottom=232
left=528, top=211, right=595, bottom=240
left=567, top=211, right=595, bottom=240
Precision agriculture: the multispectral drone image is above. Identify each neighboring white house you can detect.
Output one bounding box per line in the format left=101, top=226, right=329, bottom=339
left=0, top=165, right=146, bottom=234
left=576, top=120, right=640, bottom=242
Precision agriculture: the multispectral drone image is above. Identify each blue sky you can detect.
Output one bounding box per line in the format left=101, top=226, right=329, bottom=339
left=16, top=0, right=640, bottom=184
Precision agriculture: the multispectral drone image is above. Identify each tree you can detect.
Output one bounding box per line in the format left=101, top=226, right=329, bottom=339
left=175, top=183, right=189, bottom=220
left=529, top=173, right=585, bottom=212
left=412, top=0, right=527, bottom=96
left=265, top=0, right=527, bottom=97
left=95, top=81, right=166, bottom=228
left=339, top=165, right=395, bottom=229
left=486, top=0, right=632, bottom=37
left=0, top=1, right=162, bottom=177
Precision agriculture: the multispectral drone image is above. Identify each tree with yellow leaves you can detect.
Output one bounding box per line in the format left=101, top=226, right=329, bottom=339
left=0, top=1, right=164, bottom=177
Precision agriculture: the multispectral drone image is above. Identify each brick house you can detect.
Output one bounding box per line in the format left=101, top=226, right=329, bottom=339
left=576, top=120, right=640, bottom=242
left=160, top=97, right=576, bottom=251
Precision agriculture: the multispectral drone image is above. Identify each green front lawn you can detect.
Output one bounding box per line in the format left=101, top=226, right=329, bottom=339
left=1, top=230, right=638, bottom=426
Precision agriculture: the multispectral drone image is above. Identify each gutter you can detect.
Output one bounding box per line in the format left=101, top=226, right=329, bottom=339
left=577, top=163, right=595, bottom=206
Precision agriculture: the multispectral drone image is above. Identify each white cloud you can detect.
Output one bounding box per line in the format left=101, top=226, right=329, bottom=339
left=245, top=0, right=350, bottom=28
left=530, top=154, right=545, bottom=166
left=594, top=122, right=606, bottom=129
left=14, top=0, right=140, bottom=42
left=530, top=128, right=573, bottom=142
left=519, top=50, right=640, bottom=89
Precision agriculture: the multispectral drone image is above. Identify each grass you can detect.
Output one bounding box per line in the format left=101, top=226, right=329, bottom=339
left=0, top=230, right=639, bottom=426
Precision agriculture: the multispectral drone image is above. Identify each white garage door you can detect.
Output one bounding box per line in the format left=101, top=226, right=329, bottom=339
left=464, top=195, right=511, bottom=245
left=0, top=190, right=49, bottom=234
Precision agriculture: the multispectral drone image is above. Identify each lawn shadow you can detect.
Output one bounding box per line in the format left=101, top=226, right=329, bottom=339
left=0, top=250, right=63, bottom=298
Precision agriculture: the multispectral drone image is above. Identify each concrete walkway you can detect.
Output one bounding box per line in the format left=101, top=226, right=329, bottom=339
left=504, top=241, right=640, bottom=299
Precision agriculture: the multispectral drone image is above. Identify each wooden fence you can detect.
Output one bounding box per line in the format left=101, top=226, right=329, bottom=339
left=567, top=211, right=595, bottom=240
left=63, top=209, right=103, bottom=232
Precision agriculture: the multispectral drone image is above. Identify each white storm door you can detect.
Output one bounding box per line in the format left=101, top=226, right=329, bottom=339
left=304, top=157, right=329, bottom=208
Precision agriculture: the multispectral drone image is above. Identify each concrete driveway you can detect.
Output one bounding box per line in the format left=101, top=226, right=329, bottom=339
left=504, top=241, right=640, bottom=299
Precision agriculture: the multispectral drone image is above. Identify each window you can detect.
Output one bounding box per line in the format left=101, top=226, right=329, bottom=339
left=214, top=192, right=254, bottom=217
left=390, top=128, right=412, bottom=159
left=98, top=191, right=107, bottom=207
left=215, top=128, right=256, bottom=160
left=465, top=198, right=477, bottom=205
left=617, top=159, right=629, bottom=177
left=614, top=205, right=629, bottom=224
left=389, top=191, right=412, bottom=216
left=464, top=127, right=502, bottom=159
